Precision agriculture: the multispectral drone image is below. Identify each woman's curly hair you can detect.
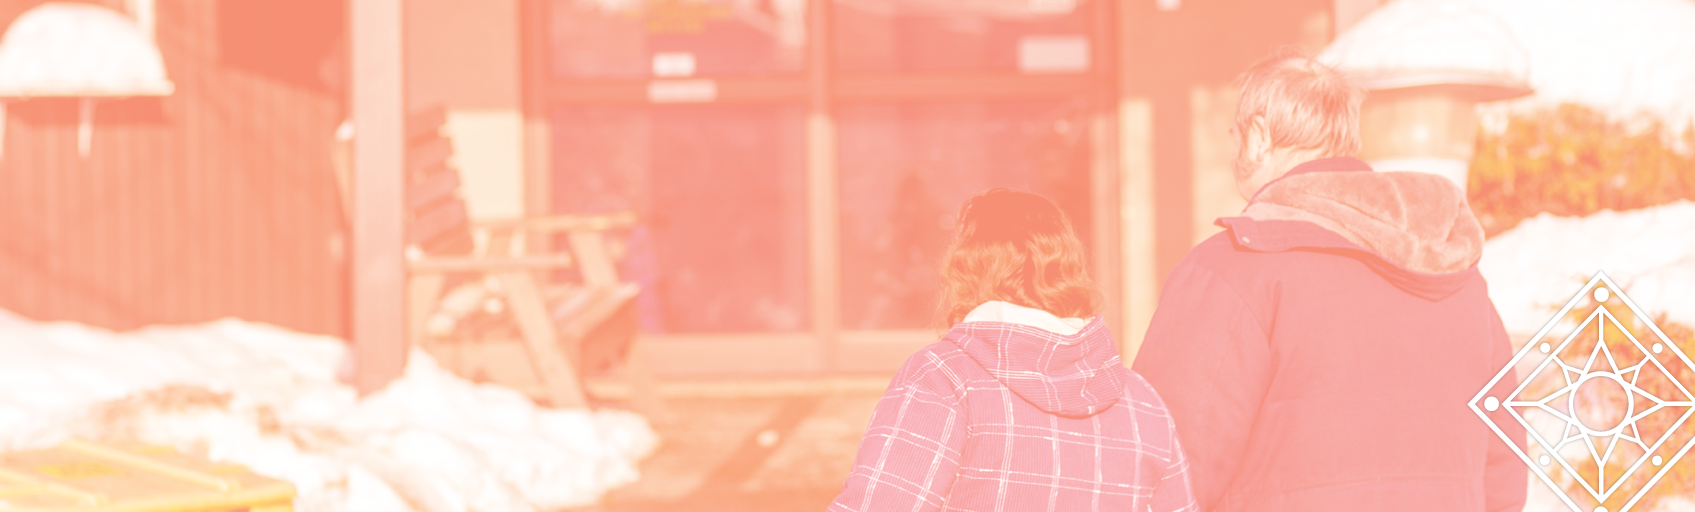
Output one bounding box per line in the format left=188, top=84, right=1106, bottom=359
left=940, top=189, right=1099, bottom=326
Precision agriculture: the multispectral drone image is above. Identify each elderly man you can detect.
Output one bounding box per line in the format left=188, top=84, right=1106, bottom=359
left=1131, top=50, right=1527, bottom=512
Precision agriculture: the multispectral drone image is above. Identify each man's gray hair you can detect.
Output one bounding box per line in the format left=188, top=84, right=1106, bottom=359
left=1233, top=49, right=1367, bottom=179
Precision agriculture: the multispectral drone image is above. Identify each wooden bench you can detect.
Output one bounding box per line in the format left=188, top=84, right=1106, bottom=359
left=400, top=106, right=662, bottom=414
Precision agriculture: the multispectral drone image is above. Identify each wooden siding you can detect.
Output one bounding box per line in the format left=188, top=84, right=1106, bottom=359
left=0, top=0, right=349, bottom=336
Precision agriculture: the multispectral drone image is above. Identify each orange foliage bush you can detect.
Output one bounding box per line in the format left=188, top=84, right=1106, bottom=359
left=1468, top=104, right=1695, bottom=236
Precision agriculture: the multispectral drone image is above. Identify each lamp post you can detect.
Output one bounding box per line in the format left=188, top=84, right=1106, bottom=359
left=1320, top=0, right=1532, bottom=192
left=0, top=2, right=174, bottom=159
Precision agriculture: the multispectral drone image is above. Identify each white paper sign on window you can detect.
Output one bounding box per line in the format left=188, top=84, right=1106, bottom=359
left=1028, top=0, right=1076, bottom=14
left=651, top=52, right=697, bottom=77
left=647, top=79, right=717, bottom=103
left=1017, top=35, right=1089, bottom=74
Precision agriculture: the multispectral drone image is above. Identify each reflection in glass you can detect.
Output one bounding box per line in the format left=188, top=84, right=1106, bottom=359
left=838, top=100, right=1092, bottom=330
left=833, top=0, right=1091, bottom=74
left=550, top=0, right=807, bottom=78
left=552, top=106, right=809, bottom=334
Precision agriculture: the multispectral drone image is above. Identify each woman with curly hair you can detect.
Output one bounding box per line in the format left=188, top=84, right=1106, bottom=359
left=830, top=189, right=1196, bottom=512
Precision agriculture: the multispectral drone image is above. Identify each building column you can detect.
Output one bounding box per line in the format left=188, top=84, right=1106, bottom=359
left=1117, top=0, right=1159, bottom=364
left=350, top=0, right=408, bottom=393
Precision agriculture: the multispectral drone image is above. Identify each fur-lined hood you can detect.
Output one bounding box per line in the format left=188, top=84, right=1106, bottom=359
left=1219, top=157, right=1486, bottom=300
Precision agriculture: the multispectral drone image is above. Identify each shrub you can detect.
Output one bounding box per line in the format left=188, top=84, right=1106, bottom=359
left=1468, top=104, right=1695, bottom=236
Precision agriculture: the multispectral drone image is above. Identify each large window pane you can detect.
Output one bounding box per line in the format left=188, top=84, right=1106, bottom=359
left=550, top=0, right=807, bottom=78
left=552, top=106, right=809, bottom=333
left=838, top=100, right=1093, bottom=330
left=833, top=0, right=1092, bottom=74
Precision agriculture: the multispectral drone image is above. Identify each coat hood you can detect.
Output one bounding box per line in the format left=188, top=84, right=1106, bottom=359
left=944, top=316, right=1127, bottom=418
left=1220, top=158, right=1487, bottom=300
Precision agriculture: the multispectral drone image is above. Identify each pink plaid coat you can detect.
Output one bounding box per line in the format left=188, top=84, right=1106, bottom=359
left=830, top=316, right=1197, bottom=512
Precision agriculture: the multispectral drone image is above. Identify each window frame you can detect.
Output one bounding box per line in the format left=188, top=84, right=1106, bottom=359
left=522, top=0, right=1122, bottom=376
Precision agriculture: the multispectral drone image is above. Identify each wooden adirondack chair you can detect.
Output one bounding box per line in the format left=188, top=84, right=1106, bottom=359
left=400, top=106, right=662, bottom=414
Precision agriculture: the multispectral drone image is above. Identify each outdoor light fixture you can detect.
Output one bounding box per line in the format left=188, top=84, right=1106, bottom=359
left=0, top=2, right=174, bottom=159
left=1320, top=0, right=1532, bottom=192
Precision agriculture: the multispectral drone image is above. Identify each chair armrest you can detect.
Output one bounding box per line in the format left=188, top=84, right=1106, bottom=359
left=472, top=212, right=637, bottom=234
left=408, top=254, right=575, bottom=274
left=551, top=283, right=641, bottom=341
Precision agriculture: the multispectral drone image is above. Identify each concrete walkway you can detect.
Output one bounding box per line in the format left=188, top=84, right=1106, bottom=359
left=571, top=381, right=886, bottom=512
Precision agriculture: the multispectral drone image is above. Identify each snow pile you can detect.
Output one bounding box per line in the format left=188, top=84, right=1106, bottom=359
left=1476, top=0, right=1695, bottom=130
left=1326, top=0, right=1695, bottom=132
left=0, top=310, right=657, bottom=512
left=1480, top=200, right=1695, bottom=334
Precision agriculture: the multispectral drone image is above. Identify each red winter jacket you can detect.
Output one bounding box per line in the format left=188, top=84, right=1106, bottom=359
left=831, top=312, right=1197, bottom=512
left=1132, top=158, right=1527, bottom=512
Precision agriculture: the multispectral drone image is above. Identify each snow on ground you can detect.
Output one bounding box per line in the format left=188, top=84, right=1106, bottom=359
left=1482, top=201, right=1695, bottom=511
left=1480, top=200, right=1695, bottom=335
left=0, top=310, right=657, bottom=512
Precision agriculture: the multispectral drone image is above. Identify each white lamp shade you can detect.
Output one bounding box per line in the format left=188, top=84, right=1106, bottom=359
left=1319, top=0, right=1531, bottom=101
left=0, top=2, right=173, bottom=98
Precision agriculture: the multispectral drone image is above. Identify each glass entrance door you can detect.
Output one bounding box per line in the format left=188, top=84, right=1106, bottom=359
left=535, top=0, right=1114, bottom=376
